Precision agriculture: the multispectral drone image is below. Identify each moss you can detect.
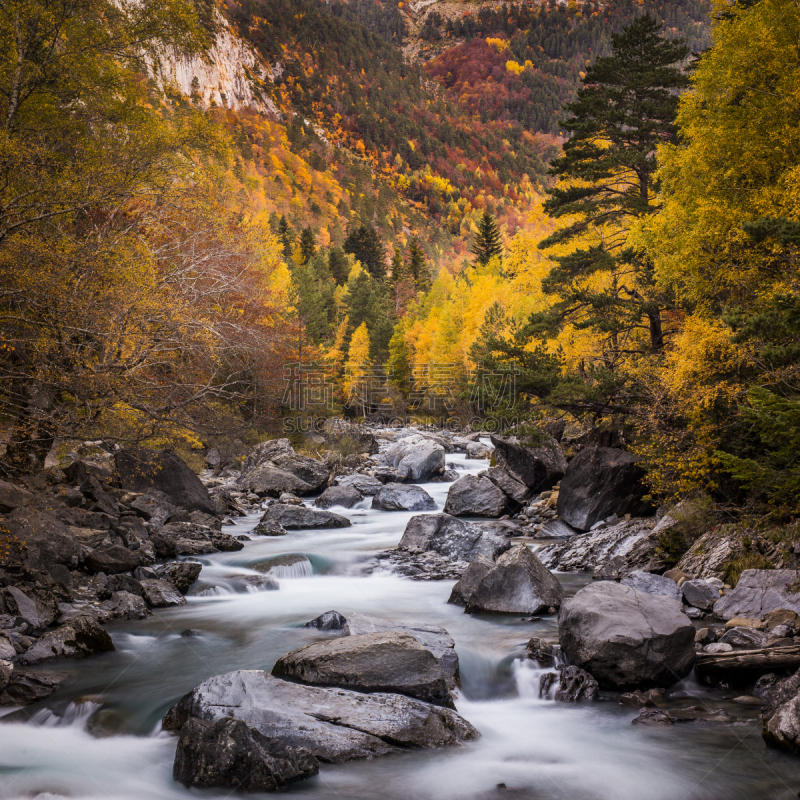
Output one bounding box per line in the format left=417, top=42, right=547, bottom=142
left=723, top=553, right=774, bottom=587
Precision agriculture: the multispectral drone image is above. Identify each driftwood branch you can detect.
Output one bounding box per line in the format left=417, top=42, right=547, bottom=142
left=696, top=645, right=800, bottom=673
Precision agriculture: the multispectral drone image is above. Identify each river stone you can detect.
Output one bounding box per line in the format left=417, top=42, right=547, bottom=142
left=115, top=447, right=215, bottom=514
left=397, top=513, right=510, bottom=564
left=20, top=615, right=115, bottom=664
left=371, top=484, right=436, bottom=512
left=558, top=581, right=696, bottom=690
left=314, top=485, right=362, bottom=509
left=762, top=667, right=800, bottom=753
left=621, top=570, right=682, bottom=604
left=0, top=670, right=64, bottom=705
left=84, top=544, right=141, bottom=575
left=251, top=514, right=287, bottom=536
left=99, top=591, right=150, bottom=620
left=0, top=480, right=32, bottom=513
left=489, top=435, right=567, bottom=492
left=448, top=544, right=565, bottom=614
left=0, top=634, right=16, bottom=661
left=155, top=561, right=202, bottom=593
left=139, top=578, right=186, bottom=608
left=3, top=586, right=54, bottom=629
left=385, top=435, right=445, bottom=483
left=719, top=626, right=768, bottom=649
left=485, top=467, right=531, bottom=505
left=682, top=579, right=720, bottom=612
left=263, top=504, right=351, bottom=530
left=273, top=631, right=453, bottom=708
left=305, top=610, right=348, bottom=630
left=342, top=612, right=459, bottom=689
left=174, top=716, right=319, bottom=791
left=238, top=439, right=329, bottom=497
left=333, top=474, right=383, bottom=496
left=465, top=441, right=491, bottom=459
left=443, top=475, right=509, bottom=518
left=554, top=666, right=599, bottom=702
left=2, top=508, right=80, bottom=575
left=556, top=447, right=651, bottom=532
left=0, top=659, right=12, bottom=693
left=704, top=642, right=733, bottom=654
left=713, top=569, right=800, bottom=620
left=162, top=670, right=479, bottom=763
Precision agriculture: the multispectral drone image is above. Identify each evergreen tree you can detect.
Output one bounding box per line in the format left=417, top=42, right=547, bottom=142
left=299, top=226, right=317, bottom=264
left=343, top=223, right=386, bottom=279
left=344, top=270, right=394, bottom=361
left=390, top=247, right=405, bottom=282
left=538, top=16, right=689, bottom=355
left=472, top=212, right=503, bottom=266
left=278, top=215, right=295, bottom=261
left=328, top=247, right=350, bottom=285
left=407, top=237, right=431, bottom=291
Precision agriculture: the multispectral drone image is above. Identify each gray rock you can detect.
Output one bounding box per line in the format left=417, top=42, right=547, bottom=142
left=682, top=579, right=720, bottom=612
left=449, top=544, right=564, bottom=614
left=333, top=474, right=383, bottom=496
left=713, top=569, right=800, bottom=620
left=385, top=435, right=445, bottom=482
left=263, top=504, right=351, bottom=530
left=489, top=435, right=567, bottom=492
left=20, top=615, right=115, bottom=664
left=0, top=480, right=33, bottom=513
left=485, top=467, right=531, bottom=504
left=444, top=475, right=509, bottom=518
left=305, top=610, right=347, bottom=631
left=174, top=716, right=318, bottom=791
left=129, top=492, right=182, bottom=530
left=465, top=441, right=491, bottom=459
left=526, top=638, right=556, bottom=667
left=342, top=613, right=459, bottom=690
left=398, top=513, right=510, bottom=563
left=371, top=484, right=436, bottom=512
left=2, top=508, right=80, bottom=575
left=85, top=544, right=141, bottom=575
left=140, top=578, right=186, bottom=608
left=556, top=447, right=652, bottom=532
left=554, top=665, right=599, bottom=702
left=3, top=586, right=54, bottom=628
left=535, top=519, right=579, bottom=540
left=162, top=670, right=479, bottom=763
left=558, top=581, right=695, bottom=690
left=762, top=668, right=800, bottom=753
left=0, top=634, right=16, bottom=661
left=228, top=575, right=280, bottom=592
left=99, top=591, right=150, bottom=620
left=116, top=447, right=215, bottom=514
left=621, top=570, right=682, bottom=604
left=251, top=515, right=287, bottom=536
left=632, top=709, right=676, bottom=726
left=0, top=670, right=64, bottom=705
left=704, top=642, right=733, bottom=654
left=155, top=561, right=202, bottom=593
left=719, top=627, right=768, bottom=649
left=314, top=485, right=363, bottom=509
left=272, top=631, right=453, bottom=708
left=238, top=439, right=329, bottom=497
left=0, top=659, right=12, bottom=693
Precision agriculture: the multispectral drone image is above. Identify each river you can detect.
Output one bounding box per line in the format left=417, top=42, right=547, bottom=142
left=1, top=450, right=799, bottom=799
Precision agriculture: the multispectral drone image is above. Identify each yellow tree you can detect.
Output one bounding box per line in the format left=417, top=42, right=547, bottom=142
left=344, top=322, right=371, bottom=417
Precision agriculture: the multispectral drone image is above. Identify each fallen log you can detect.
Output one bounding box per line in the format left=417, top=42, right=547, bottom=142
left=696, top=644, right=800, bottom=687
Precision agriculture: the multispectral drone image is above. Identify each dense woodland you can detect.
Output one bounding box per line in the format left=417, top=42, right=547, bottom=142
left=2, top=0, right=800, bottom=527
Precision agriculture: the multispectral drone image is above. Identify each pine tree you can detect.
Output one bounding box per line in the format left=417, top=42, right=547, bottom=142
left=328, top=247, right=349, bottom=285
left=538, top=16, right=689, bottom=355
left=343, top=223, right=386, bottom=279
left=471, top=212, right=503, bottom=266
left=299, top=226, right=317, bottom=264
left=407, top=237, right=431, bottom=291
left=278, top=216, right=294, bottom=261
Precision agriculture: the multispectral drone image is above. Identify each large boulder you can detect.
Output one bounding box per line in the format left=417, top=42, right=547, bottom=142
left=762, top=667, right=800, bottom=754
left=3, top=508, right=80, bottom=573
left=713, top=569, right=800, bottom=620
left=371, top=484, right=436, bottom=512
left=0, top=480, right=32, bottom=513
left=272, top=631, right=453, bottom=708
left=620, top=570, right=682, bottom=604
left=140, top=578, right=186, bottom=608
left=341, top=613, right=459, bottom=689
left=397, top=513, right=510, bottom=563
left=314, top=485, right=362, bottom=509
left=174, top=717, right=319, bottom=791
left=443, top=475, right=509, bottom=518
left=115, top=447, right=215, bottom=514
left=237, top=439, right=329, bottom=497
left=155, top=561, right=202, bottom=593
left=485, top=466, right=531, bottom=505
left=20, top=615, right=115, bottom=664
left=333, top=474, right=383, bottom=496
left=162, top=670, right=479, bottom=763
left=3, top=586, right=56, bottom=629
left=556, top=447, right=652, bottom=531
left=0, top=670, right=64, bottom=705
left=262, top=504, right=351, bottom=530
left=558, top=582, right=695, bottom=689
left=489, top=435, right=567, bottom=493
left=448, top=544, right=564, bottom=614
left=385, top=435, right=445, bottom=482
left=85, top=544, right=141, bottom=575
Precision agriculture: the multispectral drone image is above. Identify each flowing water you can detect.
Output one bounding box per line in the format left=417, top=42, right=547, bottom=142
left=2, top=449, right=800, bottom=799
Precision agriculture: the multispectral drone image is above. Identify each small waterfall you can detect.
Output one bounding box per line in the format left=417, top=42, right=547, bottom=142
left=29, top=700, right=103, bottom=729
left=264, top=560, right=313, bottom=579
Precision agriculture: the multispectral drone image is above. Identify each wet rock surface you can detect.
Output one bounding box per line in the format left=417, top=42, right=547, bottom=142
left=371, top=484, right=437, bottom=512
left=443, top=475, right=510, bottom=518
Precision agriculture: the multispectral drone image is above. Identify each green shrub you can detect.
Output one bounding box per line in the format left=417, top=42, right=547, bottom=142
left=723, top=553, right=774, bottom=587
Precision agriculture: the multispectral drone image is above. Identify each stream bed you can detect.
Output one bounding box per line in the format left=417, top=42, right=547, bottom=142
left=2, top=451, right=800, bottom=799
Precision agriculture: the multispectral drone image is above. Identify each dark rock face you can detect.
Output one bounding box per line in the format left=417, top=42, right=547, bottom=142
left=85, top=544, right=141, bottom=575
left=252, top=515, right=287, bottom=536
left=682, top=579, right=720, bottom=611
left=448, top=544, right=564, bottom=614
left=305, top=610, right=347, bottom=631
left=0, top=480, right=33, bottom=513
left=156, top=561, right=202, bottom=593
left=556, top=447, right=652, bottom=532
left=443, top=475, right=509, bottom=518
left=371, top=484, right=436, bottom=512
left=314, top=486, right=363, bottom=509
left=713, top=569, right=800, bottom=619
left=140, top=578, right=186, bottom=608
left=237, top=439, right=329, bottom=497
left=549, top=666, right=599, bottom=702
left=99, top=591, right=150, bottom=620
left=115, top=448, right=215, bottom=514
left=173, top=716, right=319, bottom=791
left=162, top=670, right=479, bottom=763
left=398, top=513, right=510, bottom=564
left=489, top=435, right=567, bottom=493
left=20, top=615, right=115, bottom=663
left=762, top=668, right=800, bottom=753
left=485, top=467, right=530, bottom=505
left=272, top=631, right=453, bottom=708
left=0, top=670, right=64, bottom=705
left=4, top=508, right=80, bottom=573
left=3, top=586, right=55, bottom=628
left=558, top=582, right=696, bottom=690
left=262, top=505, right=351, bottom=530
left=621, top=570, right=682, bottom=604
